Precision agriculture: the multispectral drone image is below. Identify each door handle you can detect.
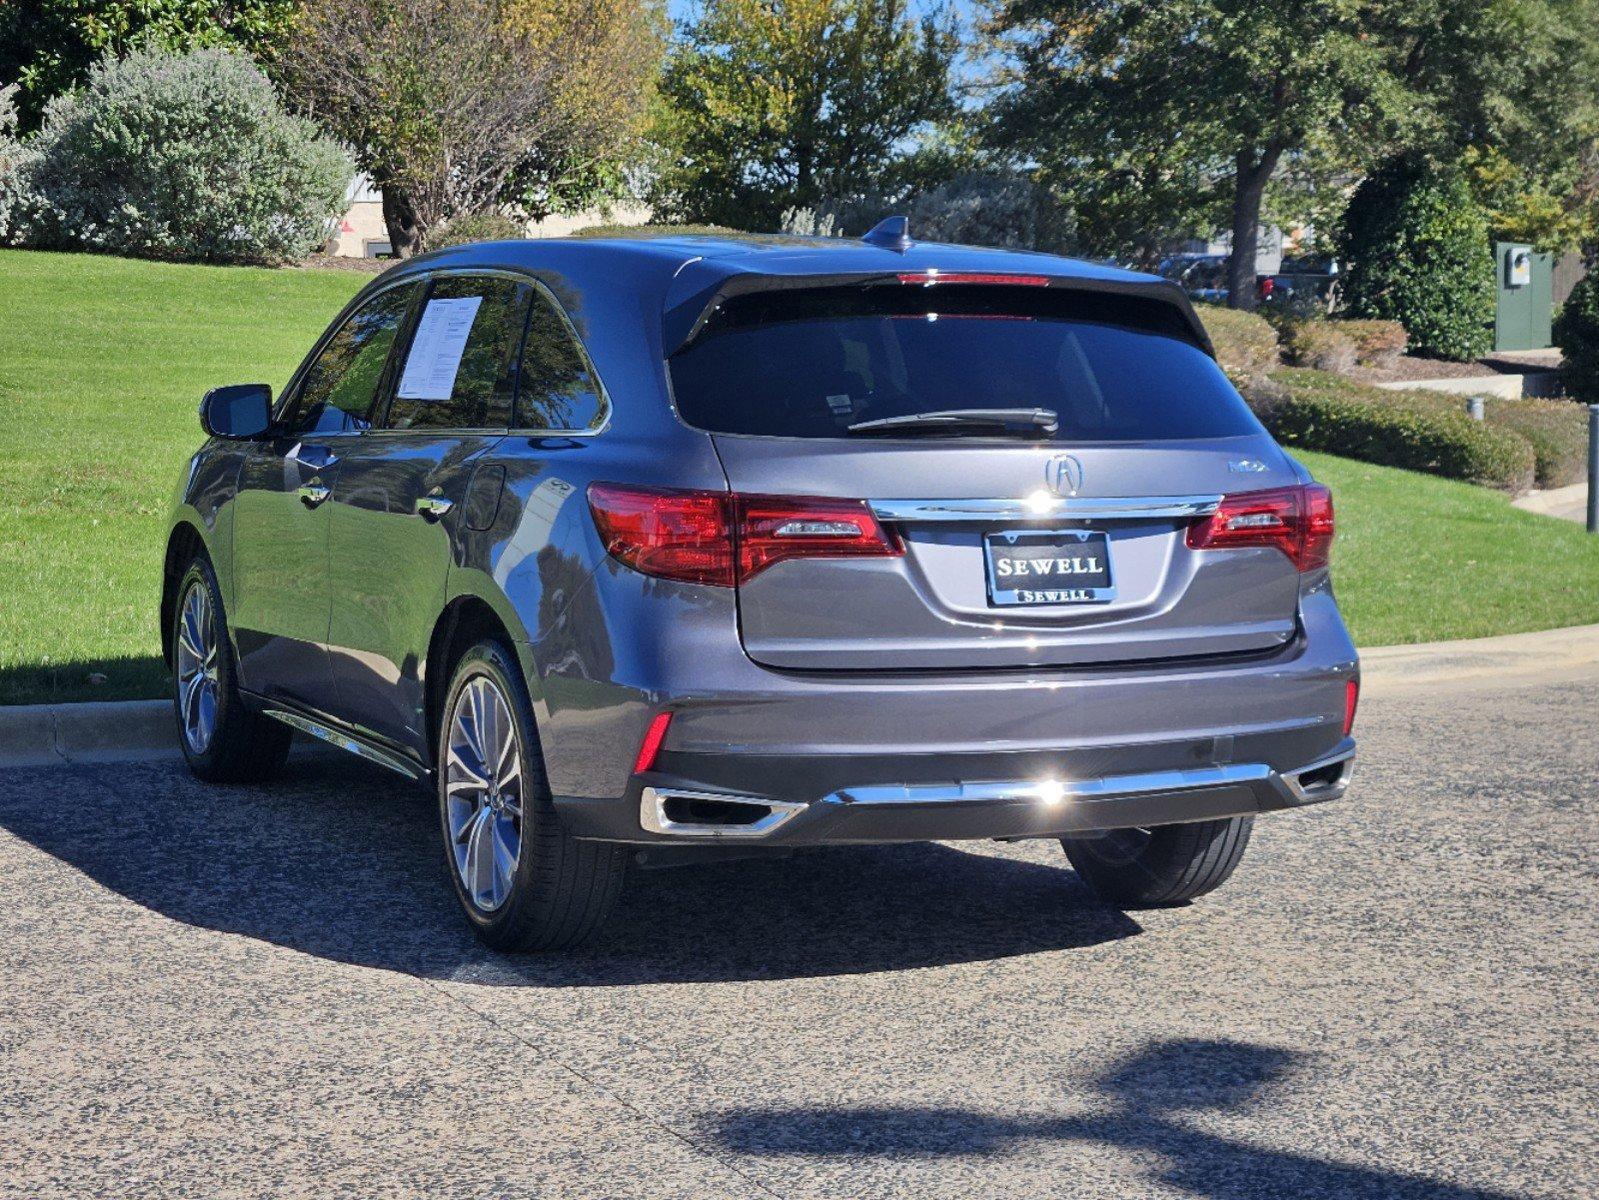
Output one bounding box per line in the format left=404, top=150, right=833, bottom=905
left=416, top=494, right=455, bottom=522
left=298, top=483, right=331, bottom=509
left=287, top=443, right=340, bottom=471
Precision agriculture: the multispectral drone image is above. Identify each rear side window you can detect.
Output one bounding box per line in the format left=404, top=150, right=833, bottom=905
left=285, top=282, right=418, bottom=435
left=386, top=275, right=531, bottom=430
left=515, top=291, right=605, bottom=432
left=668, top=286, right=1262, bottom=441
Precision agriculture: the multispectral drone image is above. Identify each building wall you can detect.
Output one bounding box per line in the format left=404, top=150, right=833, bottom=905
left=327, top=176, right=652, bottom=258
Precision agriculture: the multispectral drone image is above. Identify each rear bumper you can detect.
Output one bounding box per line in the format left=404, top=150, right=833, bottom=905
left=534, top=575, right=1359, bottom=846
left=561, top=739, right=1355, bottom=846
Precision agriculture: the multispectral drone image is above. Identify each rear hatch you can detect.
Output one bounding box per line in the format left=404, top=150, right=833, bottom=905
left=667, top=277, right=1305, bottom=671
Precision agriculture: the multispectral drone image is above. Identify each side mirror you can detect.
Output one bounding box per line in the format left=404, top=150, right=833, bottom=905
left=200, top=384, right=273, bottom=440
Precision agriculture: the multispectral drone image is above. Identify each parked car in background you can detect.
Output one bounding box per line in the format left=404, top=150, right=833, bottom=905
left=1261, top=255, right=1341, bottom=313
left=1157, top=253, right=1232, bottom=303
left=162, top=224, right=1360, bottom=951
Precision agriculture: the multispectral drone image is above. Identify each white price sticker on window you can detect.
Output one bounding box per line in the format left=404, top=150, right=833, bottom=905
left=397, top=296, right=482, bottom=400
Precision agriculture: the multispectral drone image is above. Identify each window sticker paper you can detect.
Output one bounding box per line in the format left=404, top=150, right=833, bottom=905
left=397, top=296, right=483, bottom=400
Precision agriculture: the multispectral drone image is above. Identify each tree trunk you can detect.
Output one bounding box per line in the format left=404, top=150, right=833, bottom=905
left=381, top=186, right=425, bottom=259
left=1226, top=148, right=1280, bottom=311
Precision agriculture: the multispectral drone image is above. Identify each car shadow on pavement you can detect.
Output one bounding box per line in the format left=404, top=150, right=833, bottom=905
left=0, top=748, right=1140, bottom=986
left=702, top=1037, right=1520, bottom=1200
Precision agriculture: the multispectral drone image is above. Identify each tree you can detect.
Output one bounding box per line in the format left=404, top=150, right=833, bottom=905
left=651, top=0, right=959, bottom=230
left=284, top=0, right=660, bottom=257
left=0, top=0, right=298, bottom=131
left=987, top=0, right=1412, bottom=308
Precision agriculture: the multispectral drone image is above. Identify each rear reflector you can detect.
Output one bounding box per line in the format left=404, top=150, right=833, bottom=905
left=1344, top=678, right=1359, bottom=736
left=897, top=271, right=1052, bottom=287
left=633, top=711, right=673, bottom=774
left=1185, top=483, right=1334, bottom=572
left=588, top=484, right=901, bottom=586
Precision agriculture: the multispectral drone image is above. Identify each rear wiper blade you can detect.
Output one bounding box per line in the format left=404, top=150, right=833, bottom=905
left=846, top=408, right=1059, bottom=436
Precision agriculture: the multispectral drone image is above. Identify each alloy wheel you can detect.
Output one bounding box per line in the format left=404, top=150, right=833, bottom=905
left=445, top=675, right=524, bottom=912
left=175, top=580, right=220, bottom=755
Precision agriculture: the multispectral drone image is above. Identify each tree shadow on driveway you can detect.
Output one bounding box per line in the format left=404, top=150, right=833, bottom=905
left=0, top=749, right=1139, bottom=986
left=703, top=1037, right=1520, bottom=1200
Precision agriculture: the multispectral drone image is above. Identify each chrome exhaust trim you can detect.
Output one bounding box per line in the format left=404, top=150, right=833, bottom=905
left=640, top=787, right=806, bottom=839
left=1281, top=745, right=1356, bottom=804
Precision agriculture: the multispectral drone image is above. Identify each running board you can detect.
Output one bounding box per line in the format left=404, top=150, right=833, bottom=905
left=262, top=708, right=426, bottom=781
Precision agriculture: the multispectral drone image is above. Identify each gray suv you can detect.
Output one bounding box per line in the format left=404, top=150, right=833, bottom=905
left=162, top=224, right=1359, bottom=950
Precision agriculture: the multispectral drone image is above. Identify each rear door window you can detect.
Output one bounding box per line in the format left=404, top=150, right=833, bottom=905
left=514, top=291, right=605, bottom=432
left=384, top=275, right=531, bottom=431
left=668, top=285, right=1261, bottom=441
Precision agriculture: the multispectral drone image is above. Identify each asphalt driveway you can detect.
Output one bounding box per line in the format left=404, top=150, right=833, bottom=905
left=1, top=657, right=1595, bottom=1198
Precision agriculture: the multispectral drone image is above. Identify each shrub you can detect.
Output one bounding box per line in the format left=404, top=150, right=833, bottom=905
left=424, top=210, right=525, bottom=250
left=1263, top=369, right=1535, bottom=493
left=1335, top=318, right=1408, bottom=368
left=0, top=86, right=27, bottom=244
left=1195, top=304, right=1279, bottom=383
left=1337, top=158, right=1494, bottom=361
left=1554, top=274, right=1599, bottom=404
left=1280, top=321, right=1358, bottom=374
left=11, top=48, right=352, bottom=264
left=1486, top=397, right=1594, bottom=488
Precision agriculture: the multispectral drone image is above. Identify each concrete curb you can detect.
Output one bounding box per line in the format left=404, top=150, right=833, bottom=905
left=4, top=622, right=1599, bottom=766
left=1360, top=622, right=1599, bottom=693
left=0, top=699, right=174, bottom=768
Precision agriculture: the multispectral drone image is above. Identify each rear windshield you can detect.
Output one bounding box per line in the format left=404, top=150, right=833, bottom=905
left=667, top=285, right=1262, bottom=441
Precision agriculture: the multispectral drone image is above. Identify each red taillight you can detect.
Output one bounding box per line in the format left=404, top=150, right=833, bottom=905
left=1185, top=483, right=1334, bottom=572
left=587, top=483, right=735, bottom=586
left=587, top=484, right=902, bottom=586
left=1343, top=678, right=1359, bottom=736
left=633, top=711, right=672, bottom=774
left=896, top=271, right=1052, bottom=287
left=735, top=495, right=901, bottom=579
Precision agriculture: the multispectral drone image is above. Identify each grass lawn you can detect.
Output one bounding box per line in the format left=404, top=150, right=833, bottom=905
left=0, top=250, right=363, bottom=704
left=1, top=249, right=1597, bottom=705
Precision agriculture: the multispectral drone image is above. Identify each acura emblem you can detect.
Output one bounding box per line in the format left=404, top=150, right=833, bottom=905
left=1045, top=454, right=1084, bottom=497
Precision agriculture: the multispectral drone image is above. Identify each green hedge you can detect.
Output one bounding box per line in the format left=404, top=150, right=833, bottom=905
left=1261, top=369, right=1536, bottom=493
left=1195, top=303, right=1279, bottom=381
left=1281, top=373, right=1589, bottom=489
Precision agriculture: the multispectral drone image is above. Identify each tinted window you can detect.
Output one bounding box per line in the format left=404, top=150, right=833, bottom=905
left=285, top=283, right=417, bottom=435
left=386, top=275, right=530, bottom=430
left=668, top=286, right=1261, bottom=441
left=515, top=291, right=604, bottom=431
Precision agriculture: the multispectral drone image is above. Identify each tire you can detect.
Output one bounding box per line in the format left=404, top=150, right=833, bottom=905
left=172, top=555, right=292, bottom=783
left=436, top=638, right=627, bottom=951
left=1061, top=816, right=1253, bottom=907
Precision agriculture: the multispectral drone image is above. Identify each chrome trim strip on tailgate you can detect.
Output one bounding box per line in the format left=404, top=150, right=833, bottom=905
left=868, top=495, right=1223, bottom=523
left=830, top=762, right=1271, bottom=807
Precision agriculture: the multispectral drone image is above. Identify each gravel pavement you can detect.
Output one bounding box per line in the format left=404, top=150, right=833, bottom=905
left=1, top=661, right=1595, bottom=1198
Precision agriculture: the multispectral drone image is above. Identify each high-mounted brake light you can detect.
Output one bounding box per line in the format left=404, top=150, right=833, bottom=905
left=588, top=484, right=901, bottom=587
left=896, top=271, right=1052, bottom=287
left=1185, top=483, right=1334, bottom=572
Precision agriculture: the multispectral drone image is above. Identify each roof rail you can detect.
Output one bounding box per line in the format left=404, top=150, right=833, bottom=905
left=861, top=216, right=912, bottom=251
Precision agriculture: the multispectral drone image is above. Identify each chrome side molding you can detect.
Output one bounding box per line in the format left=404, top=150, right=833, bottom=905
left=868, top=495, right=1223, bottom=523
left=262, top=707, right=426, bottom=780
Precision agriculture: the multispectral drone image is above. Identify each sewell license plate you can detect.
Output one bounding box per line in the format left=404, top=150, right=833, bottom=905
left=984, top=528, right=1116, bottom=606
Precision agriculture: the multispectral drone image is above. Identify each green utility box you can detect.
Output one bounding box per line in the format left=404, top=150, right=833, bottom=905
left=1494, top=241, right=1553, bottom=351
